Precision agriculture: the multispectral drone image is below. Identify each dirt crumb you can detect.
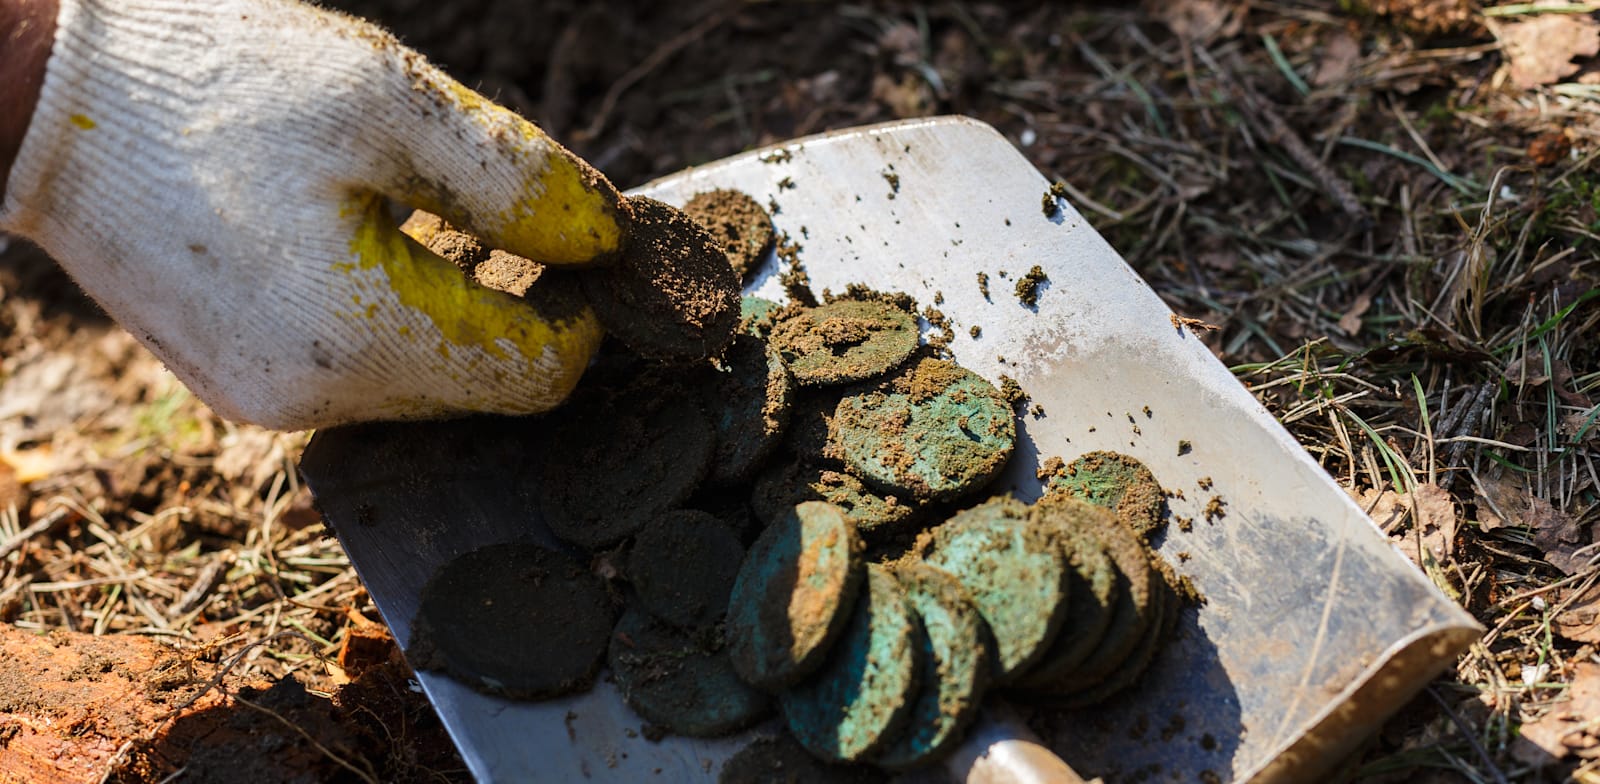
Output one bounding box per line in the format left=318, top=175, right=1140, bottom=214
left=1014, top=265, right=1049, bottom=306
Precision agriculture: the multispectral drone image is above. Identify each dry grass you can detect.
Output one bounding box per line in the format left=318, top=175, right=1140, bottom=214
left=2, top=0, right=1599, bottom=781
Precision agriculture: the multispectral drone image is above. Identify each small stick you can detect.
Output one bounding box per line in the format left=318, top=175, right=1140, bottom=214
left=0, top=507, right=71, bottom=561
left=1194, top=45, right=1371, bottom=228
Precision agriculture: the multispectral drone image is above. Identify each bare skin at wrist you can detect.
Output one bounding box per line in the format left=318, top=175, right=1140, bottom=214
left=0, top=0, right=57, bottom=199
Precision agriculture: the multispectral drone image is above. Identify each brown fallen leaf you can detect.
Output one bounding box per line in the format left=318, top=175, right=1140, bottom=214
left=1350, top=483, right=1457, bottom=564
left=1529, top=130, right=1574, bottom=166
left=1513, top=661, right=1600, bottom=766
left=1314, top=30, right=1363, bottom=87
left=1491, top=9, right=1600, bottom=89
left=1338, top=291, right=1373, bottom=336
left=1555, top=582, right=1600, bottom=644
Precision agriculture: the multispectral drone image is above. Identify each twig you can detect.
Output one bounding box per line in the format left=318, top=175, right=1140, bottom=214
left=0, top=507, right=71, bottom=561
left=578, top=2, right=741, bottom=142
left=1194, top=44, right=1371, bottom=228
left=1426, top=685, right=1511, bottom=784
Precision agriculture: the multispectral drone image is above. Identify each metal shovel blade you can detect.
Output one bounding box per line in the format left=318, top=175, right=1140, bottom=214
left=300, top=116, right=1480, bottom=783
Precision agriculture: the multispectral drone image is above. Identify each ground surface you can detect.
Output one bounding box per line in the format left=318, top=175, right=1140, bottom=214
left=1, top=0, right=1598, bottom=782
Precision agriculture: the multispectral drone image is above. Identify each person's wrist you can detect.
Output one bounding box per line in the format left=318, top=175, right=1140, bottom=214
left=0, top=0, right=57, bottom=200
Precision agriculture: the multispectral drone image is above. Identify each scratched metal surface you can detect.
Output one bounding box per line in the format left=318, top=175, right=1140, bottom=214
left=301, top=116, right=1480, bottom=783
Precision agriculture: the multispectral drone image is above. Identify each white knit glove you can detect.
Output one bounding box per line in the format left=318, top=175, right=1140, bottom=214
left=0, top=0, right=627, bottom=430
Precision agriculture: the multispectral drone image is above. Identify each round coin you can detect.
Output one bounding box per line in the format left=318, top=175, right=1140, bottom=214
left=580, top=196, right=740, bottom=362
left=1047, top=451, right=1166, bottom=541
left=915, top=496, right=1069, bottom=682
left=607, top=607, right=771, bottom=737
left=781, top=564, right=923, bottom=762
left=769, top=299, right=919, bottom=386
left=875, top=563, right=992, bottom=770
left=751, top=460, right=918, bottom=537
left=1048, top=568, right=1174, bottom=708
left=740, top=296, right=784, bottom=339
left=1034, top=495, right=1155, bottom=692
left=539, top=384, right=714, bottom=551
left=696, top=335, right=794, bottom=485
left=629, top=510, right=745, bottom=628
left=683, top=189, right=775, bottom=278
left=727, top=501, right=865, bottom=690
left=1013, top=500, right=1121, bottom=689
left=834, top=358, right=1016, bottom=501
left=408, top=542, right=613, bottom=700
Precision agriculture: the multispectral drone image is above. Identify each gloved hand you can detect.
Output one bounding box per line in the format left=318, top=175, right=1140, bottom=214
left=0, top=0, right=625, bottom=430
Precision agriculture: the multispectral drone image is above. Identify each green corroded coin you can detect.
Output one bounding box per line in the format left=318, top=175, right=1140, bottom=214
left=607, top=607, right=771, bottom=737
left=408, top=543, right=613, bottom=700
left=727, top=501, right=865, bottom=690
left=916, top=496, right=1069, bottom=682
left=781, top=564, right=922, bottom=762
left=769, top=299, right=919, bottom=386
left=1013, top=500, right=1121, bottom=689
left=876, top=563, right=992, bottom=770
left=751, top=460, right=919, bottom=537
left=1035, top=495, right=1155, bottom=692
left=1048, top=566, right=1174, bottom=708
left=539, top=384, right=714, bottom=550
left=834, top=358, right=1016, bottom=502
left=718, top=735, right=886, bottom=784
left=697, top=334, right=794, bottom=485
left=1047, top=451, right=1166, bottom=541
left=629, top=510, right=745, bottom=629
left=740, top=296, right=784, bottom=338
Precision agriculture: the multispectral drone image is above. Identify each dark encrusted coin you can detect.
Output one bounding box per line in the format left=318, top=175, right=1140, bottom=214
left=683, top=189, right=775, bottom=278
left=718, top=735, right=886, bottom=784
left=607, top=607, right=770, bottom=737
left=1035, top=495, right=1155, bottom=692
left=1013, top=500, right=1121, bottom=689
left=580, top=196, right=740, bottom=362
left=408, top=542, right=613, bottom=700
left=696, top=334, right=794, bottom=485
left=727, top=501, right=865, bottom=690
left=629, top=510, right=745, bottom=628
left=834, top=358, right=1016, bottom=501
left=751, top=460, right=918, bottom=537
left=1047, top=451, right=1166, bottom=541
left=781, top=564, right=922, bottom=762
left=539, top=384, right=714, bottom=550
left=915, top=496, right=1068, bottom=682
left=875, top=563, right=991, bottom=770
left=769, top=300, right=919, bottom=386
left=784, top=390, right=846, bottom=465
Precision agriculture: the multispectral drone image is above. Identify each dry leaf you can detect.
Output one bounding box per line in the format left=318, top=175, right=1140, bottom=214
left=1314, top=31, right=1363, bottom=87
left=1555, top=582, right=1600, bottom=644
left=1480, top=474, right=1590, bottom=573
left=1339, top=292, right=1373, bottom=336
left=1529, top=130, right=1574, bottom=166
left=1492, top=10, right=1600, bottom=89
left=1514, top=662, right=1600, bottom=765
left=1350, top=483, right=1457, bottom=564
left=1153, top=0, right=1242, bottom=41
